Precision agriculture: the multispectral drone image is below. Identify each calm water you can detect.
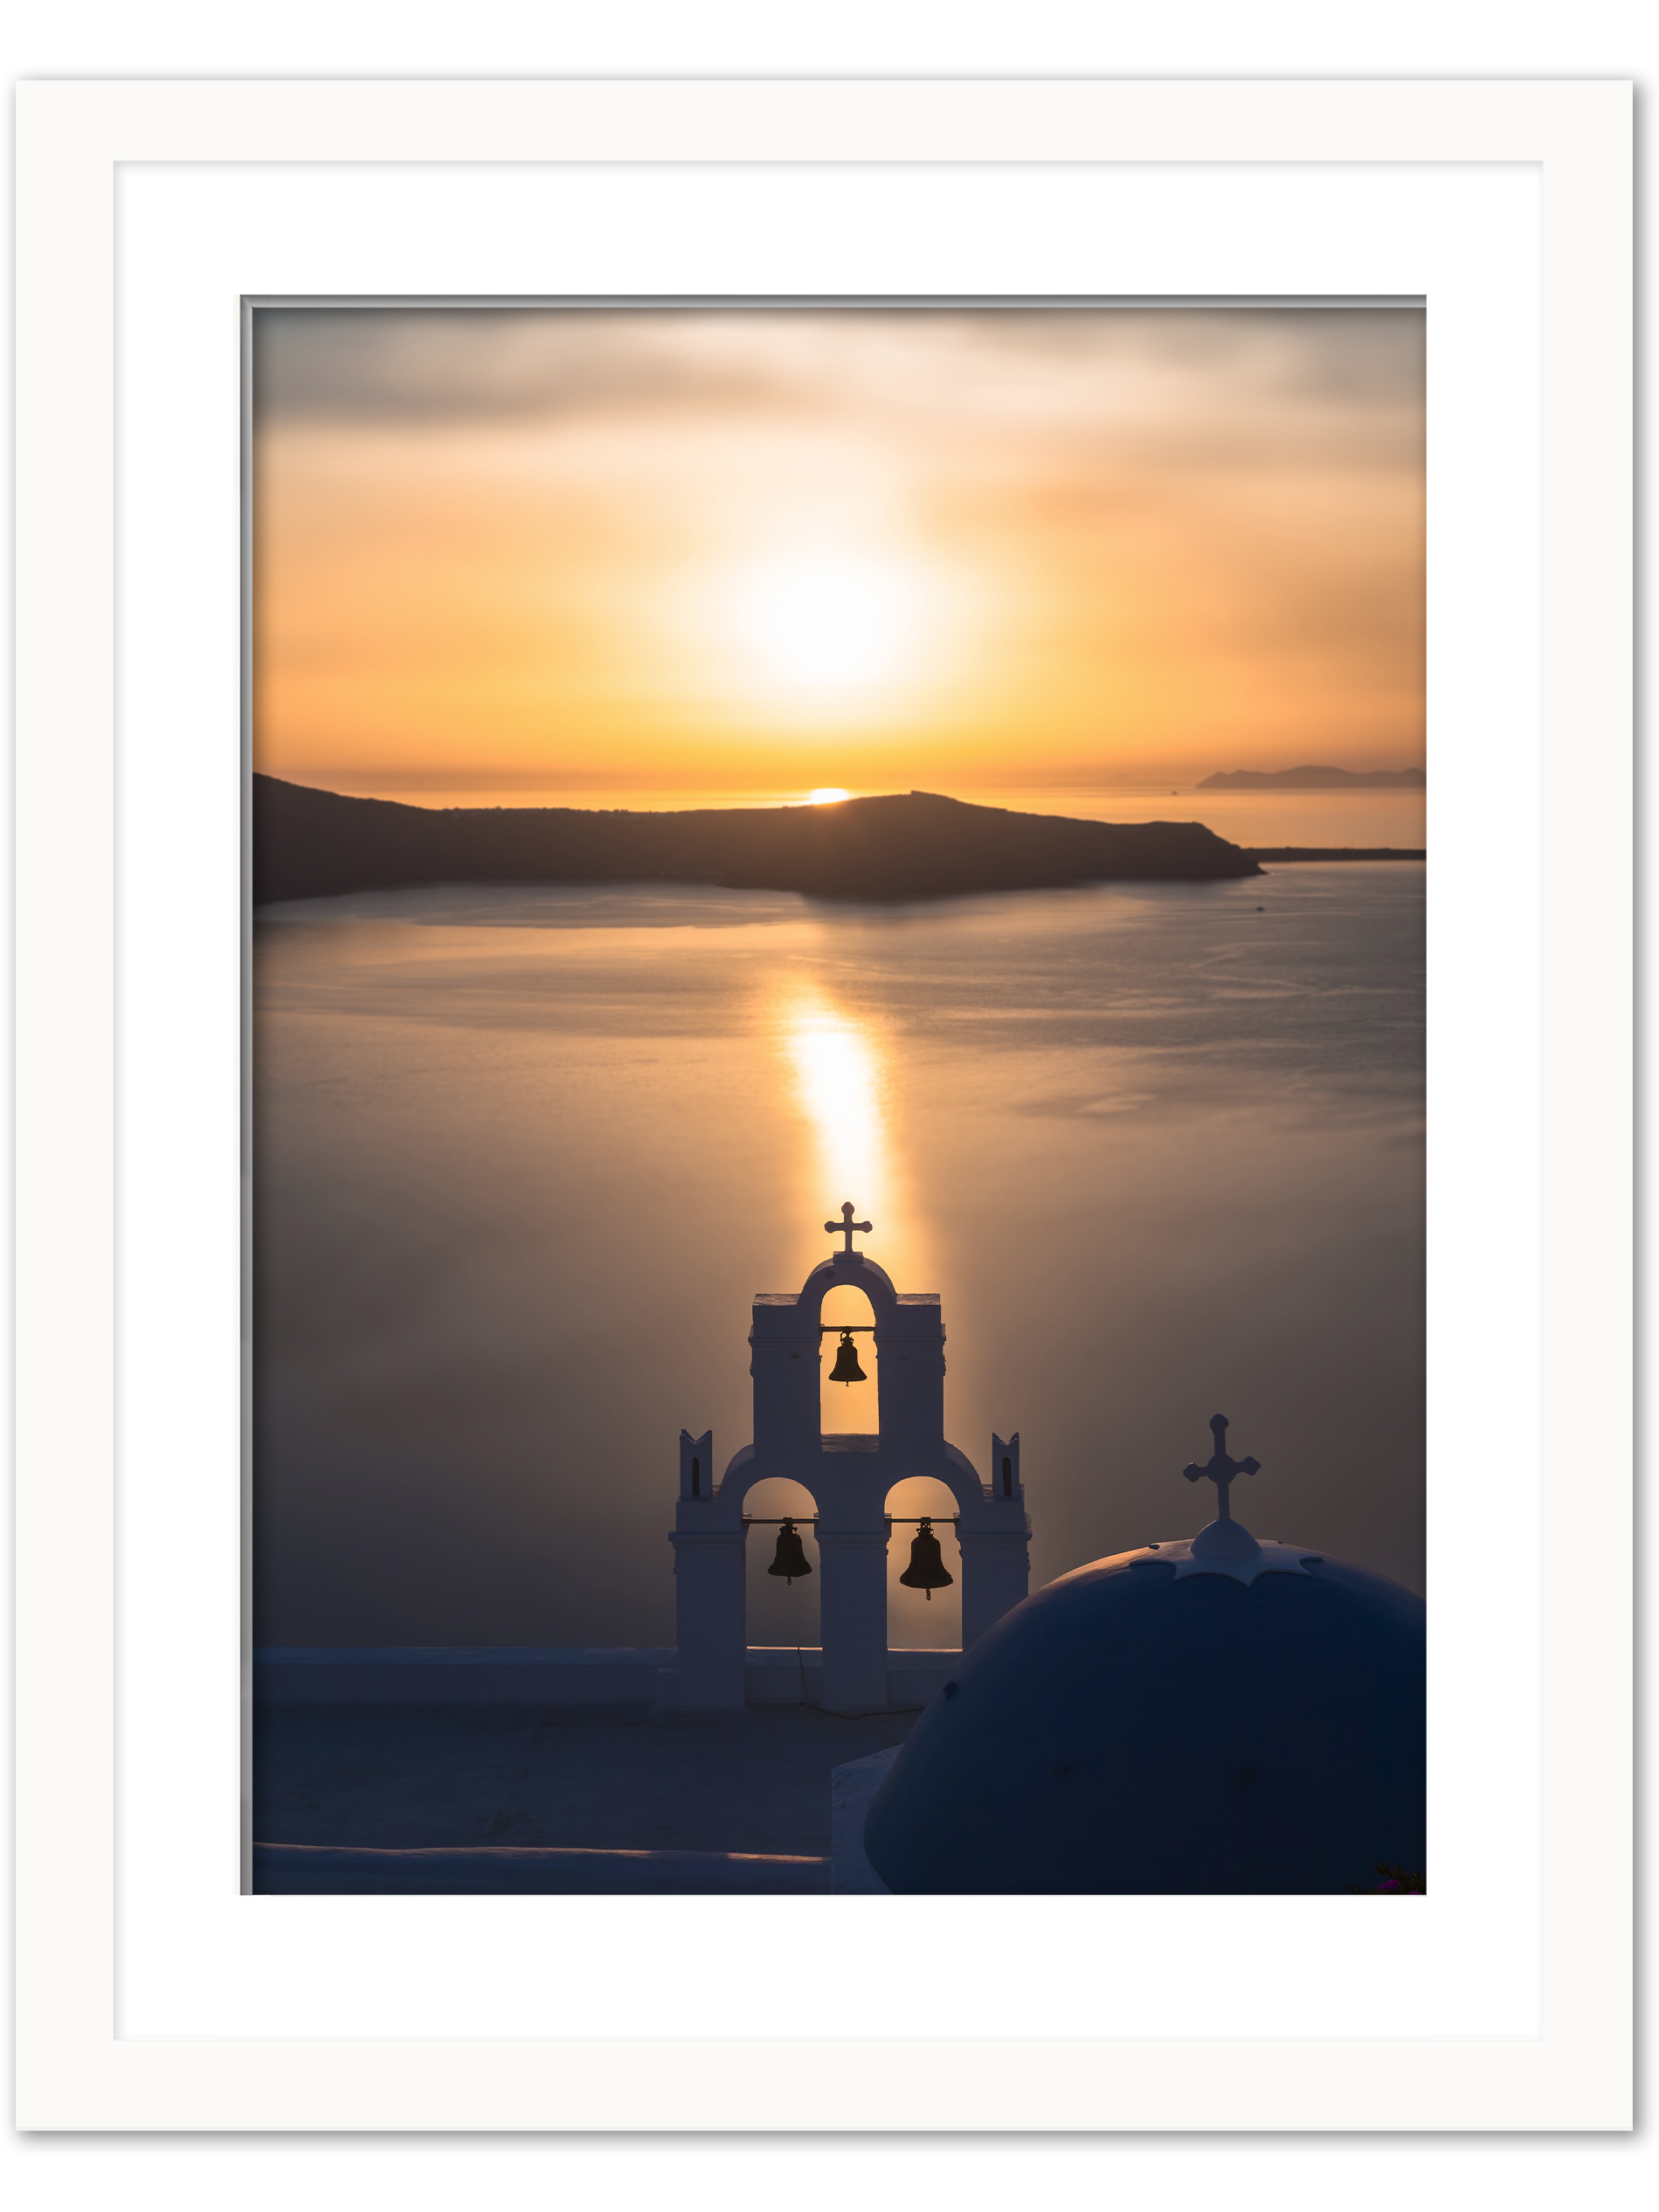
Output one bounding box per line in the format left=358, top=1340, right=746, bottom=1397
left=252, top=862, right=1424, bottom=1651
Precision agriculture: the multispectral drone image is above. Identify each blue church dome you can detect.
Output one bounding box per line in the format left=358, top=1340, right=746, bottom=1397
left=863, top=1417, right=1425, bottom=1895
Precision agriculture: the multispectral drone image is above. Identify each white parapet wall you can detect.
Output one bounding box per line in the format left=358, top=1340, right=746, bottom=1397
left=659, top=1646, right=957, bottom=1711
left=253, top=1648, right=679, bottom=1706
left=255, top=1646, right=958, bottom=1710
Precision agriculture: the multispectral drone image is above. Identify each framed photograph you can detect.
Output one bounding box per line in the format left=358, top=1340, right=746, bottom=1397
left=16, top=77, right=1630, bottom=2131
left=246, top=288, right=1434, bottom=1904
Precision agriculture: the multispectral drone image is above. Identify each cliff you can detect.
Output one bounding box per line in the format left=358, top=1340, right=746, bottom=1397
left=252, top=778, right=1264, bottom=905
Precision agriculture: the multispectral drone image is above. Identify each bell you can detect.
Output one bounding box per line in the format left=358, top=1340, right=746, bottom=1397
left=828, top=1331, right=868, bottom=1385
left=899, top=1517, right=954, bottom=1600
left=768, top=1518, right=812, bottom=1585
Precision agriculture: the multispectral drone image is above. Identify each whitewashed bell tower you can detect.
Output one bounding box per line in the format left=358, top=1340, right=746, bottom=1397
left=662, top=1205, right=1031, bottom=1712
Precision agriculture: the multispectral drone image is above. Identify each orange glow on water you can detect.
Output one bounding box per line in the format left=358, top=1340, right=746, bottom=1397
left=780, top=996, right=887, bottom=1213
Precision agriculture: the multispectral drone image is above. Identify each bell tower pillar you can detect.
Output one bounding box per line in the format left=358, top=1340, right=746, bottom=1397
left=667, top=1524, right=748, bottom=1708
left=958, top=1434, right=1029, bottom=1649
left=816, top=1527, right=890, bottom=1713
left=958, top=1530, right=1031, bottom=1649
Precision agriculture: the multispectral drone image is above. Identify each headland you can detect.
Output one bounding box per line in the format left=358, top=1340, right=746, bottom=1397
left=252, top=778, right=1265, bottom=904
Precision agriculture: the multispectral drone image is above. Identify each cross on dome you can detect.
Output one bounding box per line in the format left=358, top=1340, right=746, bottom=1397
left=1182, top=1413, right=1260, bottom=1522
left=825, top=1200, right=873, bottom=1255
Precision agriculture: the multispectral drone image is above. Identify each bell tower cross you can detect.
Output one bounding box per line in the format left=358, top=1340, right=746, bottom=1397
left=825, top=1200, right=873, bottom=1255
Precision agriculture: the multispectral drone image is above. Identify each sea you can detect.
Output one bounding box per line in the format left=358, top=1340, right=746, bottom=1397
left=252, top=790, right=1425, bottom=1654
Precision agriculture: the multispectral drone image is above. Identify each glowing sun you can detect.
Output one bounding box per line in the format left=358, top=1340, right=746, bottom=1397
left=734, top=552, right=923, bottom=700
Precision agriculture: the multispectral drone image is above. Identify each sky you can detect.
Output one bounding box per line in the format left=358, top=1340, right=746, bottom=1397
left=252, top=305, right=1425, bottom=805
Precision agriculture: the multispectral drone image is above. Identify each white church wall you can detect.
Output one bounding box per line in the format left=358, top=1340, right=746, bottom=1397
left=253, top=1647, right=675, bottom=1707
left=255, top=1644, right=957, bottom=1710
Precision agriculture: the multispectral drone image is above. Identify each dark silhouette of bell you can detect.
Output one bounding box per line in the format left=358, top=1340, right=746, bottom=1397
left=768, top=1519, right=812, bottom=1585
left=828, top=1331, right=868, bottom=1385
left=899, top=1517, right=953, bottom=1600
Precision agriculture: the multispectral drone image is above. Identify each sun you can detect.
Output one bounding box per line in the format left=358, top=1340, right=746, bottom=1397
left=733, top=551, right=923, bottom=702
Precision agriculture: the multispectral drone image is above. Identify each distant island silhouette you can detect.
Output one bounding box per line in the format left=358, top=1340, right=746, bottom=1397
left=1243, top=847, right=1425, bottom=863
left=1198, top=765, right=1426, bottom=790
left=253, top=778, right=1275, bottom=904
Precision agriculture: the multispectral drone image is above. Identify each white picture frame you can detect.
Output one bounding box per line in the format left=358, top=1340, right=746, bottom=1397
left=15, top=77, right=1630, bottom=2131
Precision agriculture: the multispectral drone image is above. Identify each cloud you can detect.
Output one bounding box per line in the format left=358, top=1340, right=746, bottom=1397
left=252, top=303, right=1425, bottom=791
left=252, top=304, right=1424, bottom=444
left=252, top=310, right=785, bottom=422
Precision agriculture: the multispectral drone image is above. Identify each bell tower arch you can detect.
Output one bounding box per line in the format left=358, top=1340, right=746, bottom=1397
left=663, top=1205, right=1031, bottom=1712
left=820, top=1280, right=876, bottom=1434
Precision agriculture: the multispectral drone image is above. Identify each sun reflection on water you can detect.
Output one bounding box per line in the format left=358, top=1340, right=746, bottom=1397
left=776, top=987, right=919, bottom=1441
left=780, top=995, right=887, bottom=1214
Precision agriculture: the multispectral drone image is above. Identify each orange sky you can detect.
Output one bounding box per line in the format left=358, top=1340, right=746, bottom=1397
left=252, top=307, right=1425, bottom=805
